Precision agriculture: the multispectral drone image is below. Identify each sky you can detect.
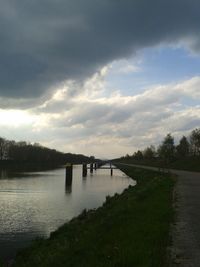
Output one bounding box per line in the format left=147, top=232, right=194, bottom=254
left=0, top=0, right=200, bottom=158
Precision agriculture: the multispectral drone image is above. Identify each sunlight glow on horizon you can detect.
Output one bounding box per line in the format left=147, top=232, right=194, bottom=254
left=0, top=110, right=37, bottom=127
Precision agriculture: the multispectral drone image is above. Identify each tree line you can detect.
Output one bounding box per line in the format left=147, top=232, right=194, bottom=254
left=119, top=128, right=200, bottom=165
left=0, top=137, right=95, bottom=169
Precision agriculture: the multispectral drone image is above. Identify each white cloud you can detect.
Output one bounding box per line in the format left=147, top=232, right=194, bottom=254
left=108, top=59, right=141, bottom=75
left=116, top=63, right=140, bottom=74
left=0, top=67, right=200, bottom=158
left=176, top=76, right=200, bottom=98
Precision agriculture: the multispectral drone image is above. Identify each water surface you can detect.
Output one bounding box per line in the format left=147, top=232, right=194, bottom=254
left=0, top=164, right=135, bottom=260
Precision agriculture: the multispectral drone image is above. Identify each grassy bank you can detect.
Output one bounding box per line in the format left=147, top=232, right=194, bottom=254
left=13, top=166, right=175, bottom=267
left=117, top=156, right=200, bottom=172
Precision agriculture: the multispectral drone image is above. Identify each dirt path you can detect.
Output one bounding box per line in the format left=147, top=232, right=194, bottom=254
left=119, top=163, right=200, bottom=266
left=169, top=169, right=200, bottom=266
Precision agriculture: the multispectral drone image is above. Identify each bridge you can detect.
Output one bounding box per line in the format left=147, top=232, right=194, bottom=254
left=65, top=161, right=118, bottom=184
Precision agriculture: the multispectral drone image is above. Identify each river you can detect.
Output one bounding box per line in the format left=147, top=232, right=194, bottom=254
left=0, top=164, right=135, bottom=261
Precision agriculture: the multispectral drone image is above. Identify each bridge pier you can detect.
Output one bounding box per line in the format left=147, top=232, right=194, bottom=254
left=82, top=162, right=118, bottom=177
left=90, top=163, right=93, bottom=173
left=111, top=168, right=113, bottom=176
left=94, top=163, right=97, bottom=170
left=82, top=163, right=87, bottom=177
left=65, top=163, right=73, bottom=185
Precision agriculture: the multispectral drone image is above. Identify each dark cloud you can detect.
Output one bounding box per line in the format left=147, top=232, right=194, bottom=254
left=0, top=0, right=200, bottom=98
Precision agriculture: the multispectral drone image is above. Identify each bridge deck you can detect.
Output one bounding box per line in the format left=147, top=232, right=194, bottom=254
left=86, top=167, right=118, bottom=170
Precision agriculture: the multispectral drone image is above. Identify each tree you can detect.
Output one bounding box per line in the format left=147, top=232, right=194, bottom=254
left=143, top=146, right=155, bottom=159
left=133, top=150, right=143, bottom=160
left=157, top=134, right=175, bottom=163
left=190, top=128, right=200, bottom=155
left=0, top=137, right=7, bottom=160
left=89, top=156, right=95, bottom=162
left=176, top=136, right=190, bottom=158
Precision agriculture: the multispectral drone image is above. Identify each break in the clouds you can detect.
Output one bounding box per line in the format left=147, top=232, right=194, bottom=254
left=1, top=68, right=199, bottom=158
left=1, top=0, right=200, bottom=99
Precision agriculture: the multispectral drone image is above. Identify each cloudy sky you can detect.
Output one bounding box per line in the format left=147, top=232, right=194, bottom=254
left=0, top=0, right=200, bottom=158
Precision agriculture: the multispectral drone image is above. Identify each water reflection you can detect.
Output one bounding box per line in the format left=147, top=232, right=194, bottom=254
left=0, top=169, right=8, bottom=179
left=65, top=179, right=72, bottom=194
left=0, top=165, right=135, bottom=260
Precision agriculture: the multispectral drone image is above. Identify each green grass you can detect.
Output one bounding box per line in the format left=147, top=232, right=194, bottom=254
left=13, top=166, right=175, bottom=267
left=118, top=156, right=200, bottom=172
left=169, top=156, right=200, bottom=172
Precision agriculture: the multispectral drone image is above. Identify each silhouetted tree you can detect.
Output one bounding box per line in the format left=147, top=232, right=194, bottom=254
left=0, top=136, right=93, bottom=167
left=176, top=136, right=190, bottom=158
left=0, top=137, right=8, bottom=160
left=143, top=146, right=155, bottom=159
left=157, top=134, right=175, bottom=163
left=133, top=150, right=143, bottom=160
left=124, top=154, right=130, bottom=159
left=190, top=128, right=200, bottom=155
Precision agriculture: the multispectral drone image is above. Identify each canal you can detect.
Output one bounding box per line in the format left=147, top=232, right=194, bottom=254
left=0, top=164, right=135, bottom=260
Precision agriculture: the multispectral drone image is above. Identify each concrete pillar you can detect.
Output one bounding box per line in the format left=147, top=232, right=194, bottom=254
left=82, top=163, right=87, bottom=177
left=90, top=163, right=93, bottom=173
left=65, top=163, right=73, bottom=186
left=94, top=163, right=97, bottom=170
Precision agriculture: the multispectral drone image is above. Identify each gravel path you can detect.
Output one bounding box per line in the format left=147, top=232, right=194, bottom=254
left=119, top=163, right=200, bottom=266
left=169, top=169, right=200, bottom=266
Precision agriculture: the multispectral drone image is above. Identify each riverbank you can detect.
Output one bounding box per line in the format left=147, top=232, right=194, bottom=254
left=116, top=156, right=200, bottom=172
left=118, top=163, right=200, bottom=266
left=12, top=165, right=175, bottom=267
left=0, top=160, right=65, bottom=172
